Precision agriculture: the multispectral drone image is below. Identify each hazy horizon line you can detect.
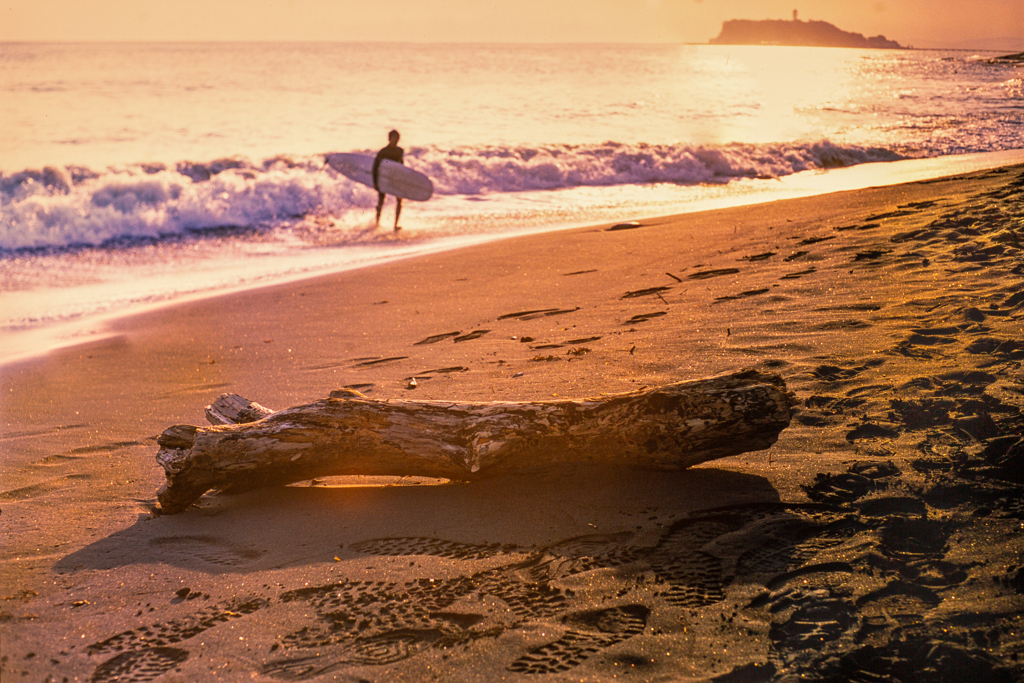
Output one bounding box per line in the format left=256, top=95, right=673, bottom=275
left=1, top=39, right=1017, bottom=52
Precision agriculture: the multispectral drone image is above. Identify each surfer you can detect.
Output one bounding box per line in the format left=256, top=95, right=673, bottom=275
left=373, top=129, right=404, bottom=231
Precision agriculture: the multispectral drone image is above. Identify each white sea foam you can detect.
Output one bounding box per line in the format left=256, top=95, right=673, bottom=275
left=418, top=140, right=903, bottom=194
left=0, top=159, right=360, bottom=250
left=1, top=140, right=903, bottom=251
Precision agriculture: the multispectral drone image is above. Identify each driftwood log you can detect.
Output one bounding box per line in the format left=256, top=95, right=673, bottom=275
left=155, top=369, right=796, bottom=514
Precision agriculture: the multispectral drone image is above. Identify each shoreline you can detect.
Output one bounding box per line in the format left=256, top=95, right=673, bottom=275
left=4, top=147, right=1024, bottom=369
left=2, top=162, right=1023, bottom=681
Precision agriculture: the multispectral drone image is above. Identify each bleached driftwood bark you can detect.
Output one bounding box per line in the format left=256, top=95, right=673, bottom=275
left=155, top=369, right=795, bottom=514
left=204, top=393, right=274, bottom=426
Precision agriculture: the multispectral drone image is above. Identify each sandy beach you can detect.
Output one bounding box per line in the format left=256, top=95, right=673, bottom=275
left=2, top=164, right=1023, bottom=682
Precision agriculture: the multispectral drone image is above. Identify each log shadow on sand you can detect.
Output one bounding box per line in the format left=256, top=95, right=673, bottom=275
left=54, top=465, right=781, bottom=574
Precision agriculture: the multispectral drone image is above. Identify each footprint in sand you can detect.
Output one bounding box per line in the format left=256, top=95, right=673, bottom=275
left=781, top=267, right=816, bottom=280
left=768, top=589, right=857, bottom=650
left=623, top=311, right=667, bottom=325
left=89, top=647, right=190, bottom=683
left=454, top=329, right=490, bottom=342
left=403, top=366, right=469, bottom=383
left=267, top=568, right=566, bottom=674
left=811, top=632, right=1011, bottom=683
left=150, top=535, right=264, bottom=567
left=713, top=288, right=770, bottom=303
left=995, top=565, right=1024, bottom=594
left=797, top=395, right=867, bottom=427
left=802, top=461, right=901, bottom=505
left=966, top=336, right=1024, bottom=362
left=687, top=268, right=739, bottom=280
left=66, top=440, right=145, bottom=455
left=349, top=536, right=517, bottom=561
left=796, top=235, right=836, bottom=246
left=88, top=599, right=267, bottom=656
left=813, top=319, right=872, bottom=332
left=352, top=356, right=409, bottom=367
left=857, top=581, right=942, bottom=627
left=622, top=286, right=672, bottom=299
left=0, top=422, right=89, bottom=441
left=864, top=209, right=916, bottom=221
left=835, top=222, right=880, bottom=232
left=0, top=473, right=95, bottom=502
left=1003, top=289, right=1024, bottom=309
left=890, top=338, right=950, bottom=360
left=853, top=249, right=890, bottom=262
left=877, top=517, right=951, bottom=560
left=498, top=308, right=560, bottom=320
left=413, top=331, right=461, bottom=345
left=507, top=605, right=649, bottom=674
left=87, top=598, right=267, bottom=683
left=498, top=307, right=581, bottom=321
left=810, top=359, right=885, bottom=383
left=722, top=506, right=863, bottom=584
left=905, top=370, right=998, bottom=397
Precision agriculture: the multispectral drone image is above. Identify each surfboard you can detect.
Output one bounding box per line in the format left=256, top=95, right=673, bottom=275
left=325, top=153, right=433, bottom=201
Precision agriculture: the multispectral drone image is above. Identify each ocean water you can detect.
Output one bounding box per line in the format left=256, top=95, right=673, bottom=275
left=2, top=42, right=1023, bottom=363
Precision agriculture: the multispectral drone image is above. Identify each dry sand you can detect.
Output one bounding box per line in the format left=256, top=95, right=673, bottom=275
left=2, top=165, right=1023, bottom=682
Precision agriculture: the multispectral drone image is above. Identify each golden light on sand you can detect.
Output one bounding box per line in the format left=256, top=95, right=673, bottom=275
left=4, top=2, right=1024, bottom=680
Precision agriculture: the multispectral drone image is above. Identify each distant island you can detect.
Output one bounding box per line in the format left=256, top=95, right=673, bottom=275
left=991, top=51, right=1024, bottom=63
left=710, top=10, right=906, bottom=49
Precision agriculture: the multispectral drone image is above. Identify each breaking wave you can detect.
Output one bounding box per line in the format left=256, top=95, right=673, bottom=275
left=1, top=140, right=902, bottom=250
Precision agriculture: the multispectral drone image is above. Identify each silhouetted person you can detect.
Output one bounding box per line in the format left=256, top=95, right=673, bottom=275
left=373, top=129, right=403, bottom=231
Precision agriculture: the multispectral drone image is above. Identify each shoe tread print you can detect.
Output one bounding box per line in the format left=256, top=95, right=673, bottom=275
left=89, top=647, right=189, bottom=683
left=87, top=598, right=267, bottom=655
left=507, top=605, right=650, bottom=674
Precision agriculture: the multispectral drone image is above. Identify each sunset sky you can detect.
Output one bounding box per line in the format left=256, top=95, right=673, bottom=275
left=2, top=0, right=1022, bottom=51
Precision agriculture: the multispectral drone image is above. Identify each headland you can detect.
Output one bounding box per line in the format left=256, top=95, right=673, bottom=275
left=711, top=12, right=905, bottom=49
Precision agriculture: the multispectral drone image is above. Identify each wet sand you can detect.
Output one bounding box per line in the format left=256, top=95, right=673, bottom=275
left=2, top=165, right=1023, bottom=682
